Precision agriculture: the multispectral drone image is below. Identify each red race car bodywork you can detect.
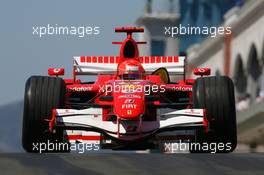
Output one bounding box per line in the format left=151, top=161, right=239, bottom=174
left=50, top=27, right=207, bottom=144
left=22, top=27, right=237, bottom=152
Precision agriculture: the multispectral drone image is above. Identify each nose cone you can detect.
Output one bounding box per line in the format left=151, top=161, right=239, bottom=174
left=113, top=83, right=145, bottom=119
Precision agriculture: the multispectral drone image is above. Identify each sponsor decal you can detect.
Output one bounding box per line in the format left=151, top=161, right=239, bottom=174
left=184, top=109, right=202, bottom=115
left=126, top=65, right=138, bottom=71
left=118, top=94, right=141, bottom=99
left=124, top=99, right=135, bottom=103
left=67, top=86, right=93, bottom=92
left=170, top=86, right=192, bottom=91
left=122, top=104, right=137, bottom=109
left=59, top=109, right=75, bottom=115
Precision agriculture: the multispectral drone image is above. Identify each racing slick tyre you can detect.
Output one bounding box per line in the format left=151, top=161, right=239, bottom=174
left=191, top=76, right=237, bottom=153
left=22, top=76, right=69, bottom=152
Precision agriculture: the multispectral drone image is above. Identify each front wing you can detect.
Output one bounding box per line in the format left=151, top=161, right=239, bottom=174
left=50, top=108, right=207, bottom=141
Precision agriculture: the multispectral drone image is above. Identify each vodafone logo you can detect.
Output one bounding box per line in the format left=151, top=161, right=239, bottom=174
left=53, top=68, right=61, bottom=73
left=67, top=86, right=93, bottom=92
left=172, top=86, right=192, bottom=91
left=48, top=68, right=64, bottom=76
left=198, top=68, right=206, bottom=73
left=194, top=67, right=210, bottom=76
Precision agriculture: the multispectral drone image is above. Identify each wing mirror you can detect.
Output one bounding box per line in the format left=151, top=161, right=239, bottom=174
left=48, top=68, right=65, bottom=76
left=193, top=68, right=211, bottom=76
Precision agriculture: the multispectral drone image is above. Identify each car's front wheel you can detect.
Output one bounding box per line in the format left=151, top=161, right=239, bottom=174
left=22, top=76, right=69, bottom=152
left=191, top=76, right=237, bottom=153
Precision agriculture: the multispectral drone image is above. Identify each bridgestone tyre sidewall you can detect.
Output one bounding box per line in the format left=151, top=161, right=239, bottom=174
left=22, top=76, right=66, bottom=152
left=192, top=76, right=237, bottom=153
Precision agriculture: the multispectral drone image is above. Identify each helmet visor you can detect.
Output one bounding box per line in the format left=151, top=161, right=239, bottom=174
left=122, top=73, right=141, bottom=80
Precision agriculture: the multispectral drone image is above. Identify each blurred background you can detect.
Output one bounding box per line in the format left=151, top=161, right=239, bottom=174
left=0, top=0, right=263, bottom=152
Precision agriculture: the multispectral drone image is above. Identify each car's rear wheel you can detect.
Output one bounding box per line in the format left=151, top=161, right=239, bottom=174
left=191, top=76, right=237, bottom=153
left=22, top=76, right=69, bottom=152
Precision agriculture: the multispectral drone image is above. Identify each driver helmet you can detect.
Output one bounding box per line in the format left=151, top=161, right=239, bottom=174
left=117, top=59, right=145, bottom=80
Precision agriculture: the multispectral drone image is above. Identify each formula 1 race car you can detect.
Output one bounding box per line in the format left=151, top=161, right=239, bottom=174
left=22, top=27, right=237, bottom=153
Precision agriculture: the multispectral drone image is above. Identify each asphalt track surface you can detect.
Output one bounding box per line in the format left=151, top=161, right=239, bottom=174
left=0, top=153, right=263, bottom=175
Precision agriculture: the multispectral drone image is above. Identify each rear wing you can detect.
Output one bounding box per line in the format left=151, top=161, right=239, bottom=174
left=74, top=56, right=185, bottom=75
